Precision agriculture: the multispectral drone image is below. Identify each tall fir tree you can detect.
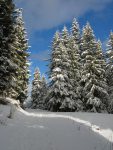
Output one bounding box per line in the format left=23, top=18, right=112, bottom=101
left=13, top=9, right=30, bottom=104
left=47, top=30, right=75, bottom=112
left=48, top=31, right=61, bottom=79
left=46, top=31, right=61, bottom=110
left=106, top=32, right=113, bottom=113
left=80, top=23, right=108, bottom=112
left=0, top=0, right=18, bottom=98
left=0, top=1, right=29, bottom=106
left=69, top=19, right=84, bottom=111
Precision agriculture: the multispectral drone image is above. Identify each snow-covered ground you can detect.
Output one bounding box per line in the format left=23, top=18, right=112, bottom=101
left=0, top=105, right=113, bottom=150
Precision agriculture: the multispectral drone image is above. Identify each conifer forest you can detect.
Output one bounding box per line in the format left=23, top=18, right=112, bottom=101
left=1, top=0, right=113, bottom=114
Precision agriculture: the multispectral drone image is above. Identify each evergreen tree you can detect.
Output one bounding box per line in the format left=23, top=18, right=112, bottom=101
left=106, top=32, right=113, bottom=113
left=13, top=9, right=30, bottom=104
left=61, top=26, right=70, bottom=48
left=31, top=68, right=41, bottom=109
left=31, top=69, right=47, bottom=110
left=47, top=31, right=75, bottom=111
left=0, top=1, right=29, bottom=106
left=48, top=31, right=61, bottom=79
left=71, top=18, right=81, bottom=45
left=39, top=75, right=47, bottom=110
left=80, top=23, right=108, bottom=112
left=69, top=19, right=84, bottom=111
left=46, top=31, right=61, bottom=110
left=0, top=0, right=18, bottom=98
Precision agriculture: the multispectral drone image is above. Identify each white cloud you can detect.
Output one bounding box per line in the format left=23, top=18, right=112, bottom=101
left=15, top=0, right=112, bottom=31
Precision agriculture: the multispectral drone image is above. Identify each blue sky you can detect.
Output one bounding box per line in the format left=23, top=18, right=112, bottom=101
left=15, top=0, right=113, bottom=81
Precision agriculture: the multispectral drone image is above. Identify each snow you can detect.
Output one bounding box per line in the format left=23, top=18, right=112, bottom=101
left=53, top=67, right=61, bottom=72
left=0, top=105, right=113, bottom=150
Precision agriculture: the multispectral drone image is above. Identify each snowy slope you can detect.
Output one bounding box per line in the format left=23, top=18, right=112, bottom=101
left=0, top=105, right=113, bottom=150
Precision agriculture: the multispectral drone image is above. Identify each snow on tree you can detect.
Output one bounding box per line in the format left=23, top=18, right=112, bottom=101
left=61, top=26, right=70, bottom=48
left=106, top=32, right=113, bottom=113
left=80, top=23, right=108, bottom=112
left=46, top=31, right=61, bottom=110
left=39, top=75, right=47, bottom=110
left=48, top=31, right=61, bottom=79
left=0, top=0, right=18, bottom=98
left=31, top=68, right=47, bottom=109
left=0, top=1, right=30, bottom=106
left=31, top=68, right=42, bottom=109
left=68, top=19, right=84, bottom=111
left=12, top=9, right=30, bottom=104
left=71, top=18, right=81, bottom=45
left=47, top=30, right=75, bottom=111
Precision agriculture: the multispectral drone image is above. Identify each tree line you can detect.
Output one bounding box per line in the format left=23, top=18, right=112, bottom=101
left=0, top=0, right=113, bottom=113
left=31, top=19, right=113, bottom=113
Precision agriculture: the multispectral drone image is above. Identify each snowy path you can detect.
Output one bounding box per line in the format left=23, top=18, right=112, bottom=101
left=0, top=106, right=113, bottom=150
left=20, top=108, right=113, bottom=143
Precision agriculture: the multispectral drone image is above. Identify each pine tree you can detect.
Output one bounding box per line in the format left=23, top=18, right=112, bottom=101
left=46, top=31, right=61, bottom=110
left=39, top=75, right=47, bottom=110
left=47, top=30, right=75, bottom=112
left=48, top=31, right=61, bottom=79
left=13, top=9, right=30, bottom=104
left=31, top=69, right=47, bottom=109
left=0, top=0, right=18, bottom=98
left=31, top=68, right=41, bottom=109
left=106, top=32, right=113, bottom=113
left=61, top=26, right=70, bottom=48
left=0, top=1, right=29, bottom=106
left=69, top=19, right=84, bottom=111
left=71, top=18, right=81, bottom=45
left=80, top=23, right=108, bottom=112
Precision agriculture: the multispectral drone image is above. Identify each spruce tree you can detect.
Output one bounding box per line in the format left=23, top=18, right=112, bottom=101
left=46, top=31, right=61, bottom=110
left=69, top=19, right=84, bottom=111
left=0, top=1, right=29, bottom=106
left=106, top=32, right=113, bottom=113
left=31, top=69, right=47, bottom=109
left=80, top=23, right=108, bottom=112
left=71, top=18, right=81, bottom=45
left=13, top=9, right=30, bottom=104
left=39, top=75, right=47, bottom=110
left=61, top=26, right=70, bottom=48
left=48, top=31, right=61, bottom=79
left=31, top=68, right=41, bottom=109
left=0, top=0, right=18, bottom=98
left=47, top=30, right=75, bottom=112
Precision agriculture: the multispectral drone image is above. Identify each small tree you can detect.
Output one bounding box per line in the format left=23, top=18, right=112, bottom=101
left=39, top=75, right=47, bottom=110
left=31, top=69, right=47, bottom=109
left=31, top=68, right=42, bottom=109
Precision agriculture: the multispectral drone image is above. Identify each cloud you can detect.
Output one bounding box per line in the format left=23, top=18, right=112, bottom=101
left=15, top=0, right=112, bottom=31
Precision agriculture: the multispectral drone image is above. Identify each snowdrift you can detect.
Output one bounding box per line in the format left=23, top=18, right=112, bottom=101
left=0, top=102, right=113, bottom=150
